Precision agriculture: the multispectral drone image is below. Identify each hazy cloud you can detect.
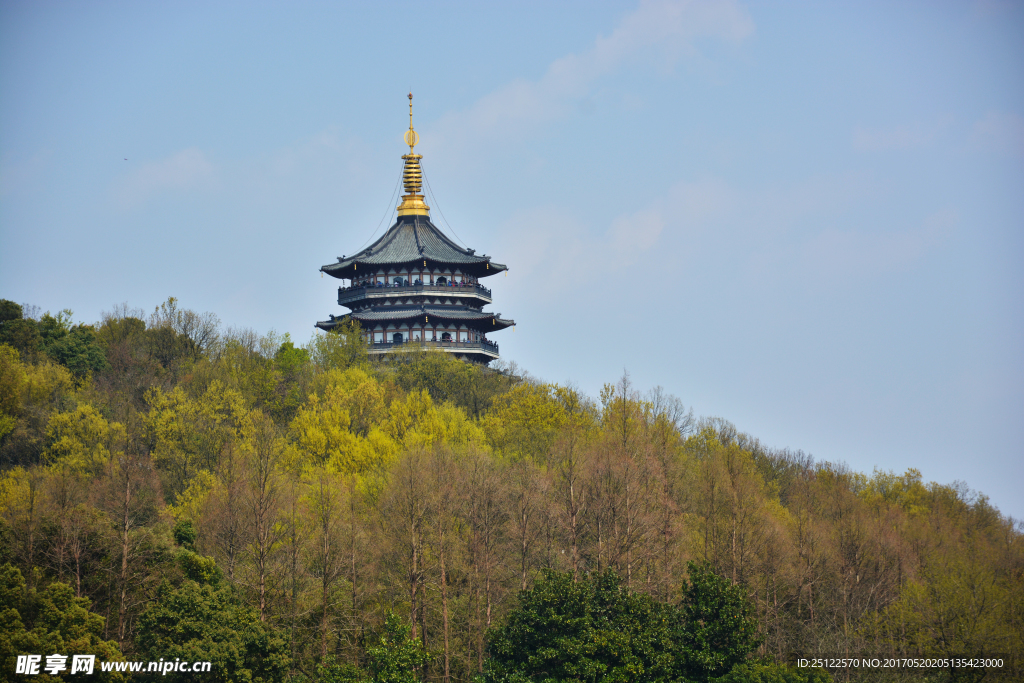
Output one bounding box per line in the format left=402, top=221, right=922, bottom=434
left=113, top=147, right=216, bottom=208
left=431, top=0, right=754, bottom=148
left=969, top=110, right=1024, bottom=156
left=551, top=172, right=945, bottom=289
left=853, top=117, right=952, bottom=151
left=796, top=208, right=956, bottom=281
left=495, top=202, right=668, bottom=292
left=0, top=149, right=52, bottom=198
left=497, top=172, right=889, bottom=293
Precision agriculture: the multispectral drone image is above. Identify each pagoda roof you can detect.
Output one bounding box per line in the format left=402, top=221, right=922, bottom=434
left=316, top=304, right=514, bottom=331
left=321, top=214, right=507, bottom=280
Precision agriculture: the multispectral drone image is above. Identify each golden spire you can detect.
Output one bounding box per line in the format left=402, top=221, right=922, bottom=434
left=397, top=92, right=430, bottom=216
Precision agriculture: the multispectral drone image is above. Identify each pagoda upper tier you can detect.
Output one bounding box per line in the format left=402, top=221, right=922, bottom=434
left=320, top=213, right=507, bottom=280
left=315, top=94, right=513, bottom=365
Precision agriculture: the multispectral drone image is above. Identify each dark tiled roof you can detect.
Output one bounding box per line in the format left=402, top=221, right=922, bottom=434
left=316, top=304, right=514, bottom=331
left=321, top=214, right=507, bottom=279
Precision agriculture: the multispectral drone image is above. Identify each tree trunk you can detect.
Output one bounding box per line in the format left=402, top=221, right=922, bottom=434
left=440, top=526, right=450, bottom=683
left=118, top=473, right=131, bottom=646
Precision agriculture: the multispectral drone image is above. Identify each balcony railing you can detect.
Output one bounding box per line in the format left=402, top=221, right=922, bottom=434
left=338, top=282, right=492, bottom=304
left=366, top=338, right=499, bottom=355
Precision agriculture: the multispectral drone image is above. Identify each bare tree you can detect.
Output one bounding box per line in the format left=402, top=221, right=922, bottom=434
left=551, top=425, right=590, bottom=582
left=239, top=412, right=286, bottom=622
left=307, top=469, right=345, bottom=658
left=462, top=451, right=509, bottom=672
left=205, top=441, right=249, bottom=581
left=381, top=449, right=431, bottom=642
left=98, top=418, right=160, bottom=648
left=507, top=457, right=547, bottom=591
left=149, top=296, right=221, bottom=360
left=425, top=445, right=459, bottom=683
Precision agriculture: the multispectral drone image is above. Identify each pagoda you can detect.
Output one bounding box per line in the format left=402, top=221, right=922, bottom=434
left=316, top=94, right=514, bottom=364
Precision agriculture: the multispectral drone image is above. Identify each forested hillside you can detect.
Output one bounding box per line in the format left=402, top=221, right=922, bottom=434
left=0, top=297, right=1020, bottom=682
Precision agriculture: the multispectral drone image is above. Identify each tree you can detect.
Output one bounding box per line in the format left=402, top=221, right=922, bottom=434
left=0, top=344, right=25, bottom=440
left=238, top=411, right=287, bottom=622
left=0, top=301, right=42, bottom=362
left=136, top=579, right=289, bottom=683
left=307, top=319, right=368, bottom=374
left=485, top=564, right=763, bottom=683
left=484, top=569, right=680, bottom=683
left=482, top=382, right=569, bottom=462
left=461, top=452, right=510, bottom=672
left=0, top=563, right=127, bottom=682
left=44, top=324, right=108, bottom=379
left=366, top=611, right=433, bottom=683
left=149, top=297, right=221, bottom=361
left=678, top=561, right=761, bottom=682
left=716, top=661, right=832, bottom=683
left=305, top=469, right=346, bottom=658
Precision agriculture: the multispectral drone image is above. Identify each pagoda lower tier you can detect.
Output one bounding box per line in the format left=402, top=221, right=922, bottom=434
left=316, top=303, right=514, bottom=364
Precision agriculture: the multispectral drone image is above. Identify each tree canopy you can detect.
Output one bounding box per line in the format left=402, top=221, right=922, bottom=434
left=0, top=295, right=1019, bottom=682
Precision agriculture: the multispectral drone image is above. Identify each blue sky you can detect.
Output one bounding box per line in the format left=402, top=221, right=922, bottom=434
left=2, top=1, right=1022, bottom=518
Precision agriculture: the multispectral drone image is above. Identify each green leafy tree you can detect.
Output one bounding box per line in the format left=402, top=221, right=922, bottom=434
left=366, top=611, right=433, bottom=683
left=273, top=334, right=311, bottom=421
left=173, top=519, right=198, bottom=550
left=678, top=561, right=762, bottom=682
left=484, top=569, right=680, bottom=683
left=0, top=344, right=25, bottom=440
left=485, top=566, right=763, bottom=683
left=0, top=300, right=42, bottom=361
left=20, top=310, right=109, bottom=379
left=316, top=655, right=371, bottom=682
left=0, top=301, right=21, bottom=324
left=275, top=335, right=309, bottom=376
left=716, top=661, right=832, bottom=683
left=135, top=579, right=289, bottom=682
left=0, top=563, right=127, bottom=682
left=308, top=319, right=368, bottom=374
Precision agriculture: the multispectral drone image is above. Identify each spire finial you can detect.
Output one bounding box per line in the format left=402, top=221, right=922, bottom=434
left=403, top=92, right=419, bottom=153
left=398, top=93, right=429, bottom=216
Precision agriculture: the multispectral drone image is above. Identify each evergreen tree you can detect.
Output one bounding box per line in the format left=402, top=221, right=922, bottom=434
left=135, top=573, right=289, bottom=682
left=0, top=563, right=127, bottom=682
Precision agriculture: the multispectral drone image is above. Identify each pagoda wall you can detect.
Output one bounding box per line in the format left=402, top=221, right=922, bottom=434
left=351, top=267, right=477, bottom=287
left=363, top=321, right=487, bottom=344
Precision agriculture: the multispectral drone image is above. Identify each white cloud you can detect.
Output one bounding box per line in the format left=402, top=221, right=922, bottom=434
left=430, top=0, right=753, bottom=149
left=113, top=147, right=216, bottom=208
left=969, top=110, right=1024, bottom=157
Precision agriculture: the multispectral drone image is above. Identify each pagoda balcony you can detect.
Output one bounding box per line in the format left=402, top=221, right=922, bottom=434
left=338, top=282, right=492, bottom=306
left=366, top=338, right=499, bottom=359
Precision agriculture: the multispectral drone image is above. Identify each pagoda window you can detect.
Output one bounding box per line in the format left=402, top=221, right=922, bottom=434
left=373, top=331, right=384, bottom=343
left=393, top=332, right=404, bottom=343
left=413, top=329, right=422, bottom=341
left=436, top=276, right=447, bottom=285
left=394, top=276, right=406, bottom=286
left=441, top=332, right=452, bottom=342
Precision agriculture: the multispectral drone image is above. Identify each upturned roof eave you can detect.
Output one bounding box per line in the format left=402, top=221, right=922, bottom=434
left=316, top=308, right=514, bottom=330
left=320, top=257, right=507, bottom=278
left=320, top=215, right=507, bottom=279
